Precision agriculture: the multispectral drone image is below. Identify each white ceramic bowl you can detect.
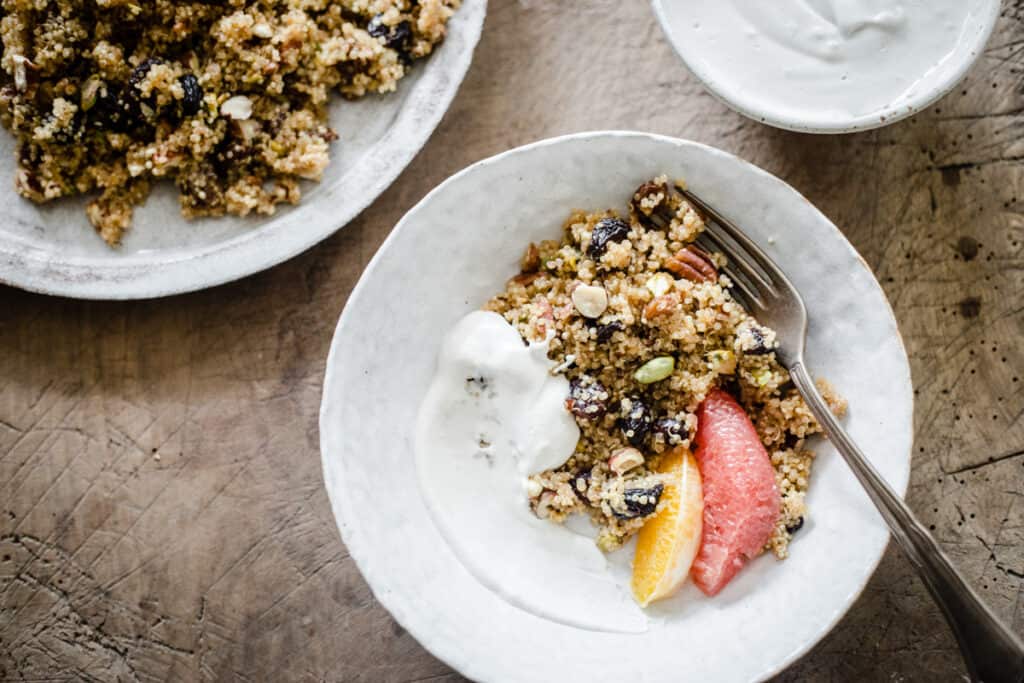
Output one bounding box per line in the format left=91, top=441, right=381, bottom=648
left=320, top=132, right=913, bottom=682
left=651, top=0, right=1001, bottom=134
left=0, top=0, right=485, bottom=299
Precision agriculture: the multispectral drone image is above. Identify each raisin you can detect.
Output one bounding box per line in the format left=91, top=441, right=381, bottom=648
left=618, top=397, right=652, bottom=447
left=587, top=217, right=630, bottom=258
left=612, top=484, right=664, bottom=519
left=566, top=376, right=609, bottom=420
left=178, top=73, right=203, bottom=116
left=653, top=417, right=688, bottom=444
left=786, top=516, right=805, bottom=534
left=595, top=320, right=624, bottom=344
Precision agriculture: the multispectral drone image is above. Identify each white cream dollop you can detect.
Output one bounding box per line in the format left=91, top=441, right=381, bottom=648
left=415, top=311, right=647, bottom=632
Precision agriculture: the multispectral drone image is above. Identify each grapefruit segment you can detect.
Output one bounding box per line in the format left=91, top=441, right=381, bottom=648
left=691, top=388, right=780, bottom=596
left=631, top=447, right=703, bottom=607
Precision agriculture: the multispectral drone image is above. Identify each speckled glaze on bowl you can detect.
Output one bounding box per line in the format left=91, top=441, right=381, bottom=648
left=0, top=0, right=485, bottom=300
left=651, top=0, right=1001, bottom=134
left=319, top=132, right=913, bottom=682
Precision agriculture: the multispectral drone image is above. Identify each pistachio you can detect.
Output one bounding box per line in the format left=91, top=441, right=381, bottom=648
left=707, top=349, right=736, bottom=375
left=571, top=284, right=608, bottom=319
left=635, top=356, right=675, bottom=384
left=752, top=367, right=774, bottom=387
left=608, top=447, right=645, bottom=475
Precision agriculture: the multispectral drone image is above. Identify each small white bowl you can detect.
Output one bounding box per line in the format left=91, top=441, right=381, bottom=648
left=651, top=0, right=1001, bottom=134
left=320, top=132, right=913, bottom=682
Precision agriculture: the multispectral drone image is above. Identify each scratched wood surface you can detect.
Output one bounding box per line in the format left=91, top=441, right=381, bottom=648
left=2, top=1, right=1024, bottom=681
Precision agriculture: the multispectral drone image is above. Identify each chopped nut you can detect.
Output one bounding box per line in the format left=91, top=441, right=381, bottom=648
left=707, top=349, right=737, bottom=375
left=525, top=479, right=543, bottom=499
left=220, top=94, right=253, bottom=120
left=643, top=292, right=680, bottom=321
left=520, top=242, right=541, bottom=273
left=80, top=76, right=103, bottom=111
left=608, top=447, right=645, bottom=474
left=12, top=55, right=29, bottom=92
left=535, top=491, right=556, bottom=519
left=251, top=22, right=273, bottom=38
left=665, top=244, right=718, bottom=282
left=645, top=272, right=674, bottom=298
left=571, top=284, right=608, bottom=318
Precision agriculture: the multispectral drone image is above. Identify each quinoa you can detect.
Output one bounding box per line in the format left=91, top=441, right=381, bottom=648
left=0, top=0, right=459, bottom=245
left=485, top=176, right=847, bottom=557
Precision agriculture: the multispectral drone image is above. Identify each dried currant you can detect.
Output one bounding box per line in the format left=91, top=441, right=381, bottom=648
left=571, top=469, right=592, bottom=503
left=90, top=83, right=136, bottom=132
left=368, top=16, right=413, bottom=58
left=587, top=217, right=630, bottom=258
left=618, top=397, right=652, bottom=447
left=612, top=483, right=664, bottom=519
left=566, top=376, right=609, bottom=420
left=127, top=58, right=165, bottom=92
left=595, top=320, right=624, bottom=344
left=745, top=326, right=771, bottom=355
left=786, top=516, right=805, bottom=534
left=653, top=417, right=688, bottom=444
left=178, top=73, right=203, bottom=116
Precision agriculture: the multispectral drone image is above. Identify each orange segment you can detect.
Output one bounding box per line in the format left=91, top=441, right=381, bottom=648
left=631, top=446, right=704, bottom=607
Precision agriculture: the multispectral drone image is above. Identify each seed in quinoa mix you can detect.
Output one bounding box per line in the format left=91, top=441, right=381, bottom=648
left=488, top=175, right=847, bottom=556
left=0, top=0, right=459, bottom=246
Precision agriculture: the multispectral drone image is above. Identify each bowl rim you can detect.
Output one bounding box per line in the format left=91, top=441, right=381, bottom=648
left=319, top=130, right=914, bottom=682
left=0, top=0, right=486, bottom=300
left=649, top=0, right=1003, bottom=134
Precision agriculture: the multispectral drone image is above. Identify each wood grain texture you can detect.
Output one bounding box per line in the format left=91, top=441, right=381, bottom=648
left=2, top=1, right=1023, bottom=680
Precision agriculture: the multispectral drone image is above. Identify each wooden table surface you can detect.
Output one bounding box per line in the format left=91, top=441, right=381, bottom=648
left=3, top=1, right=1024, bottom=680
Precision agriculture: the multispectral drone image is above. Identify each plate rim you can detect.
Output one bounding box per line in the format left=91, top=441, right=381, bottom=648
left=319, top=130, right=914, bottom=682
left=649, top=0, right=1002, bottom=134
left=0, top=0, right=486, bottom=300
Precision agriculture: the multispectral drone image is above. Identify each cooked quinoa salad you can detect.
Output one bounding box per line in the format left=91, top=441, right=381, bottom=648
left=485, top=176, right=846, bottom=557
left=0, top=0, right=459, bottom=245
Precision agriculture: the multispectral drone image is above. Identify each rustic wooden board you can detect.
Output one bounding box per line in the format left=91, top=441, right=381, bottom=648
left=3, top=1, right=1023, bottom=680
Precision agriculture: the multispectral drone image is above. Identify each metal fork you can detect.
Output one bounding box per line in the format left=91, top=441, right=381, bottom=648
left=681, top=188, right=1024, bottom=683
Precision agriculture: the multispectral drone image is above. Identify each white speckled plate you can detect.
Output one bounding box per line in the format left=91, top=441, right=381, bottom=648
left=320, top=132, right=913, bottom=682
left=0, top=0, right=485, bottom=299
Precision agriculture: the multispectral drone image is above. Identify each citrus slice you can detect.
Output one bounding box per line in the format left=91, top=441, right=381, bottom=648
left=690, top=388, right=781, bottom=596
left=631, top=446, right=704, bottom=607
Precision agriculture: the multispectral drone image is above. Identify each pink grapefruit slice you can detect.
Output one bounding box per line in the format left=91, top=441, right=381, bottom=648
left=691, top=388, right=781, bottom=596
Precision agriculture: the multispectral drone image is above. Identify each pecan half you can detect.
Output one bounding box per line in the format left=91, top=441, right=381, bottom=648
left=643, top=292, right=680, bottom=321
left=665, top=245, right=718, bottom=282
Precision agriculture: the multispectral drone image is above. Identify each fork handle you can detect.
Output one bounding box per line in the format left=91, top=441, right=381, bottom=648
left=789, top=362, right=1024, bottom=683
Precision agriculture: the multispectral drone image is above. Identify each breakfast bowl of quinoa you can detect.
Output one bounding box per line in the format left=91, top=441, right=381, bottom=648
left=319, top=132, right=913, bottom=681
left=0, top=0, right=485, bottom=298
